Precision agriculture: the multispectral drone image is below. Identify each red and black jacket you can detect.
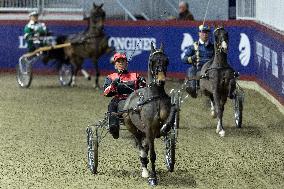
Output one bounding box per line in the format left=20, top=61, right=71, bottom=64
left=103, top=70, right=146, bottom=99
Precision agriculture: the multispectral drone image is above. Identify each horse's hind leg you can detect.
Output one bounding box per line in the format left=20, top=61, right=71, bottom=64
left=228, top=78, right=236, bottom=99
left=81, top=69, right=91, bottom=80
left=70, top=57, right=82, bottom=87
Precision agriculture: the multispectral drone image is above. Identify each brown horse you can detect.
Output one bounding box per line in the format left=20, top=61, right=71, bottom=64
left=63, top=3, right=112, bottom=87
left=200, top=27, right=237, bottom=137
left=123, top=43, right=176, bottom=186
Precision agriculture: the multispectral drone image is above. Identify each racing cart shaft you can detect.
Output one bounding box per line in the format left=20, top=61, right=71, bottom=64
left=23, top=43, right=71, bottom=58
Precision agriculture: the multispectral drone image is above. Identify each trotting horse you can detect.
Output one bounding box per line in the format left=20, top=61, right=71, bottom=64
left=123, top=42, right=176, bottom=186
left=200, top=26, right=237, bottom=137
left=62, top=3, right=112, bottom=87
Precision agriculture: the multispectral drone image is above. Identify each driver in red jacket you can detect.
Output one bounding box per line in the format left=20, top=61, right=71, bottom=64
left=103, top=52, right=146, bottom=139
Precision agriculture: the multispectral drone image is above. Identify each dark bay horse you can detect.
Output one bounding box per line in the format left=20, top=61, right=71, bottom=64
left=123, top=43, right=175, bottom=186
left=62, top=3, right=112, bottom=87
left=200, top=27, right=237, bottom=137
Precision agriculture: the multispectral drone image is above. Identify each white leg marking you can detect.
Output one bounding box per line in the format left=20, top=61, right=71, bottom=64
left=219, top=130, right=225, bottom=137
left=71, top=75, right=76, bottom=87
left=140, top=150, right=147, bottom=158
left=216, top=119, right=222, bottom=134
left=142, top=167, right=149, bottom=178
left=210, top=101, right=215, bottom=111
left=140, top=149, right=149, bottom=178
left=211, top=101, right=217, bottom=118
left=81, top=69, right=90, bottom=79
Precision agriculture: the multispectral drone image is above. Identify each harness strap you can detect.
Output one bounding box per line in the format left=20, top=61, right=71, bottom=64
left=200, top=66, right=236, bottom=80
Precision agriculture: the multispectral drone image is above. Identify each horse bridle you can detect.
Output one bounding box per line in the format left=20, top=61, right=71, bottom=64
left=149, top=51, right=168, bottom=80
left=214, top=27, right=228, bottom=53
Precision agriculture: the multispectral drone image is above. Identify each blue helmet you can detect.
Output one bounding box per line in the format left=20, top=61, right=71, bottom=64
left=199, top=25, right=210, bottom=32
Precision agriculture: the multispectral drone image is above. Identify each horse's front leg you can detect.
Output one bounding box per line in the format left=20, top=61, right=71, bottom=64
left=124, top=114, right=149, bottom=178
left=140, top=143, right=149, bottom=178
left=209, top=94, right=217, bottom=118
left=213, top=91, right=225, bottom=137
left=147, top=133, right=157, bottom=186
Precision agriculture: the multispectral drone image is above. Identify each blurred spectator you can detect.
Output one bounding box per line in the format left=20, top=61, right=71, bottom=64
left=178, top=1, right=194, bottom=21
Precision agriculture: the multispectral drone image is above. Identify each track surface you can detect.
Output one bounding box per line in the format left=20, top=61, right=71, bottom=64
left=0, top=74, right=283, bottom=189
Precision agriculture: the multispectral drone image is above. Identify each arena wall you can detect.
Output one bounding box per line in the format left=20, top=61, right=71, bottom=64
left=0, top=20, right=283, bottom=107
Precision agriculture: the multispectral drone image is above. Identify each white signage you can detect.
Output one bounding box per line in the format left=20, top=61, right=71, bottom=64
left=282, top=52, right=284, bottom=77
left=180, top=33, right=194, bottom=60
left=108, top=37, right=156, bottom=61
left=19, top=36, right=56, bottom=49
left=256, top=41, right=263, bottom=66
left=271, top=50, right=278, bottom=78
left=239, top=33, right=251, bottom=66
left=263, top=45, right=271, bottom=71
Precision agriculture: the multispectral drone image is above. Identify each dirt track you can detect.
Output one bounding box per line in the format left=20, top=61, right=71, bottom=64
left=0, top=74, right=283, bottom=189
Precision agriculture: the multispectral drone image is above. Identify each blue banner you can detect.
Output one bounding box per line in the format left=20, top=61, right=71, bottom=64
left=254, top=31, right=284, bottom=101
left=0, top=20, right=283, bottom=103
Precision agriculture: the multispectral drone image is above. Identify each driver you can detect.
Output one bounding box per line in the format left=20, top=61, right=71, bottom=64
left=24, top=11, right=48, bottom=52
left=103, top=52, right=146, bottom=139
left=181, top=25, right=214, bottom=98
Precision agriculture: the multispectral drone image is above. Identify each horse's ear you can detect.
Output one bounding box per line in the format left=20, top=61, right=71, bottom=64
left=99, top=3, right=104, bottom=8
left=160, top=42, right=164, bottom=53
left=93, top=3, right=98, bottom=8
left=151, top=41, right=155, bottom=53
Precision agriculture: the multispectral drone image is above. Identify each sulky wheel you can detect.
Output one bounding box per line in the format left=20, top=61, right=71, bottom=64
left=234, top=91, right=243, bottom=128
left=16, top=57, right=33, bottom=88
left=58, top=63, right=73, bottom=86
left=164, top=112, right=178, bottom=172
left=86, top=126, right=98, bottom=174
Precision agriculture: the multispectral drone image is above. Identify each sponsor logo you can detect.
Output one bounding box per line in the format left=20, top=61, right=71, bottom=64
left=180, top=33, right=194, bottom=59
left=19, top=36, right=56, bottom=49
left=239, top=33, right=251, bottom=66
left=263, top=45, right=271, bottom=71
left=108, top=37, right=156, bottom=61
left=282, top=52, right=284, bottom=77
left=282, top=81, right=284, bottom=94
left=271, top=50, right=278, bottom=78
left=256, top=41, right=263, bottom=66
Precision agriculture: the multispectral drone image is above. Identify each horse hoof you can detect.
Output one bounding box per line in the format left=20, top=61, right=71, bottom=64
left=148, top=177, right=157, bottom=186
left=142, top=168, right=149, bottom=178
left=92, top=84, right=101, bottom=89
left=216, top=128, right=221, bottom=134
left=219, top=130, right=225, bottom=137
left=211, top=111, right=217, bottom=118
left=71, top=82, right=76, bottom=87
left=86, top=76, right=91, bottom=81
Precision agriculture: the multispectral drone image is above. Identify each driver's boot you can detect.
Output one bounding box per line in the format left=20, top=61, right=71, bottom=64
left=109, top=114, right=119, bottom=139
left=185, top=80, right=197, bottom=98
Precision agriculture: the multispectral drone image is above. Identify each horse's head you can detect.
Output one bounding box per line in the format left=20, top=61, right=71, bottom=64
left=148, top=42, right=169, bottom=86
left=214, top=26, right=229, bottom=54
left=89, top=3, right=106, bottom=31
